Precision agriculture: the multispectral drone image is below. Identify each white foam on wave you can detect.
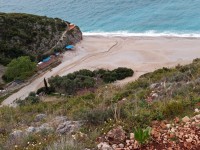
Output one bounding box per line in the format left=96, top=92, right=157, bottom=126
left=83, top=30, right=200, bottom=38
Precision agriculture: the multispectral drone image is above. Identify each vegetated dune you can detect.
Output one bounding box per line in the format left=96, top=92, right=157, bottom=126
left=2, top=36, right=200, bottom=106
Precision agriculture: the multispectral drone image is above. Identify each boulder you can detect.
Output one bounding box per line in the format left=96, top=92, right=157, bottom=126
left=106, top=126, right=126, bottom=144
left=97, top=142, right=113, bottom=150
left=35, top=114, right=47, bottom=122
left=56, top=121, right=81, bottom=134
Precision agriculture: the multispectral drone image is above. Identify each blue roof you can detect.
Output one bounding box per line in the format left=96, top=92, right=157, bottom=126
left=42, top=57, right=51, bottom=62
left=65, top=45, right=74, bottom=49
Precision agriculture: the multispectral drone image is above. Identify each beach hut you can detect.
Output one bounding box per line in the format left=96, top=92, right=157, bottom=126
left=42, top=57, right=51, bottom=62
left=65, top=45, right=74, bottom=50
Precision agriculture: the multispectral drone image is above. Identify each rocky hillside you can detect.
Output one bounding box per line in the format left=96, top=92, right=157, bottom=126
left=0, top=13, right=82, bottom=66
left=0, top=59, right=200, bottom=150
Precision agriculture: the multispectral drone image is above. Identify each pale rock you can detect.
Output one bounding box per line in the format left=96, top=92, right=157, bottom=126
left=9, top=130, right=23, bottom=139
left=194, top=108, right=199, bottom=113
left=195, top=114, right=200, bottom=119
left=36, top=123, right=53, bottom=133
left=26, top=126, right=35, bottom=133
left=119, top=143, right=124, bottom=148
left=112, top=144, right=117, bottom=149
left=166, top=124, right=171, bottom=129
left=126, top=140, right=130, bottom=146
left=182, top=116, right=190, bottom=123
left=106, top=126, right=126, bottom=144
left=97, top=142, right=113, bottom=150
left=171, top=128, right=175, bottom=133
left=129, top=146, right=133, bottom=149
left=130, top=133, right=134, bottom=140
left=56, top=121, right=81, bottom=134
left=51, top=116, right=68, bottom=127
left=186, top=138, right=193, bottom=143
left=35, top=114, right=47, bottom=122
left=150, top=83, right=159, bottom=89
left=152, top=93, right=159, bottom=98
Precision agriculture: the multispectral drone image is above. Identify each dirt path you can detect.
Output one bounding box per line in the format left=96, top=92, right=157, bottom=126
left=2, top=36, right=200, bottom=106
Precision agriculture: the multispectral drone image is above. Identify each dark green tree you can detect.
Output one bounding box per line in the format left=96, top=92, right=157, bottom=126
left=44, top=78, right=49, bottom=92
left=3, top=56, right=36, bottom=82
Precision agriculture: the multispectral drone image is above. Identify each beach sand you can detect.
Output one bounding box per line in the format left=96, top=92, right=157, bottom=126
left=2, top=36, right=200, bottom=106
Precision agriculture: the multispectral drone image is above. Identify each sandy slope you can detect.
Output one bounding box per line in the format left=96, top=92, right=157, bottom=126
left=2, top=36, right=200, bottom=106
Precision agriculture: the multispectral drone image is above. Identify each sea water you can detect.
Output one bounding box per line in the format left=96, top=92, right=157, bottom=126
left=1, top=0, right=200, bottom=37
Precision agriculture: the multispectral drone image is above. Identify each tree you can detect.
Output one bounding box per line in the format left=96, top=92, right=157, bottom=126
left=3, top=56, right=36, bottom=82
left=44, top=78, right=49, bottom=92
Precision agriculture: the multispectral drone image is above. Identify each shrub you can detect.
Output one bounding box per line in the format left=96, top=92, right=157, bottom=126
left=82, top=108, right=114, bottom=125
left=3, top=56, right=36, bottom=82
left=101, top=71, right=117, bottom=83
left=17, top=92, right=40, bottom=106
left=162, top=100, right=184, bottom=118
left=113, top=67, right=134, bottom=80
left=48, top=68, right=134, bottom=95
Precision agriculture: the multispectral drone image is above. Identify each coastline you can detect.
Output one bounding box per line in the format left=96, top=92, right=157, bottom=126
left=2, top=35, right=200, bottom=106
left=83, top=31, right=200, bottom=38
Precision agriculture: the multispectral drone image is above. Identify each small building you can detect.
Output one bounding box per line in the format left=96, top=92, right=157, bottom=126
left=37, top=55, right=57, bottom=70
left=69, top=23, right=75, bottom=30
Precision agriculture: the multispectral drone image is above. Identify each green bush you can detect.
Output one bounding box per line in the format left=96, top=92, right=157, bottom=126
left=162, top=100, right=184, bottom=118
left=134, top=127, right=151, bottom=145
left=82, top=108, right=114, bottom=125
left=17, top=92, right=40, bottom=106
left=113, top=67, right=134, bottom=80
left=3, top=56, right=36, bottom=82
left=48, top=68, right=134, bottom=95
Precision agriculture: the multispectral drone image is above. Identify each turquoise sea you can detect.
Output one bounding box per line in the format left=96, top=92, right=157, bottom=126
left=1, top=0, right=200, bottom=37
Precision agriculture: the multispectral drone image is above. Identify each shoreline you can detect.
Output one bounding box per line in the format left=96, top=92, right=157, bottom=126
left=83, top=32, right=200, bottom=38
left=2, top=35, right=200, bottom=106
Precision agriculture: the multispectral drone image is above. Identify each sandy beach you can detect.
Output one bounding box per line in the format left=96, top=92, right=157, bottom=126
left=2, top=36, right=200, bottom=106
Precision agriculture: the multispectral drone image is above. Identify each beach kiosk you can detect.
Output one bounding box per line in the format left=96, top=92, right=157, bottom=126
left=65, top=45, right=74, bottom=50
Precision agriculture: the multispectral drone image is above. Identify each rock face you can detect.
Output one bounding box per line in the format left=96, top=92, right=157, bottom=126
left=0, top=12, right=82, bottom=66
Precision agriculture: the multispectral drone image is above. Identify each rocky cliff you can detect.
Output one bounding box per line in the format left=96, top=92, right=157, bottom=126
left=0, top=13, right=82, bottom=66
